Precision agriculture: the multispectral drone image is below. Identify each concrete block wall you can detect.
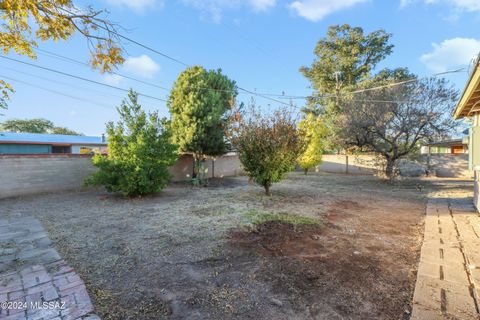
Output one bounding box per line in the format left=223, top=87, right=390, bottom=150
left=317, top=154, right=473, bottom=178
left=169, top=154, right=195, bottom=181
left=318, top=155, right=378, bottom=175
left=0, top=155, right=97, bottom=199
left=0, top=154, right=245, bottom=199
left=211, top=154, right=245, bottom=178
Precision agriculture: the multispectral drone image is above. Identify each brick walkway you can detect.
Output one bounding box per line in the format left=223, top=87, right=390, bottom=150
left=0, top=217, right=99, bottom=320
left=412, top=197, right=480, bottom=319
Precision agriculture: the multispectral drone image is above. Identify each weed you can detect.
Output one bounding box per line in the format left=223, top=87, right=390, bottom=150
left=243, top=209, right=320, bottom=228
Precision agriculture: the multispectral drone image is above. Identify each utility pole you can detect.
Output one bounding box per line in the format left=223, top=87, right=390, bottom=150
left=333, top=71, right=341, bottom=110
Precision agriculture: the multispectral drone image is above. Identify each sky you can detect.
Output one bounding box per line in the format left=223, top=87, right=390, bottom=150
left=2, top=0, right=480, bottom=135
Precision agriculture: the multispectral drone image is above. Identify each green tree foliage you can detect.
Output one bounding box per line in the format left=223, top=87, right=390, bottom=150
left=300, top=24, right=406, bottom=154
left=0, top=0, right=125, bottom=109
left=0, top=118, right=81, bottom=135
left=297, top=114, right=326, bottom=174
left=300, top=24, right=395, bottom=154
left=301, top=24, right=393, bottom=99
left=86, top=90, right=178, bottom=196
left=168, top=66, right=237, bottom=180
left=51, top=126, right=83, bottom=135
left=230, top=106, right=303, bottom=196
left=1, top=118, right=54, bottom=133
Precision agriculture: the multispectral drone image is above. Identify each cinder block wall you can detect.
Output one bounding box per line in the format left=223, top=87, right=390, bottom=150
left=0, top=155, right=97, bottom=199
left=317, top=154, right=472, bottom=178
left=0, top=154, right=245, bottom=199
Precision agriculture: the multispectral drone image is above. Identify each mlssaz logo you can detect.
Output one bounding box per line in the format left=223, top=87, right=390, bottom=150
left=30, top=301, right=67, bottom=310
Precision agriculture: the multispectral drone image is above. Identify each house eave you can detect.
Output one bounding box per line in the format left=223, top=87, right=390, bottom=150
left=454, top=58, right=480, bottom=119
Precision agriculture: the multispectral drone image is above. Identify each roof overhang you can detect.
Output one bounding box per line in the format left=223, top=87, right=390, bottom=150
left=0, top=141, right=107, bottom=146
left=426, top=139, right=465, bottom=147
left=454, top=58, right=480, bottom=119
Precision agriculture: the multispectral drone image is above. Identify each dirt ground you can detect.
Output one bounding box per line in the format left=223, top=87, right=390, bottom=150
left=2, top=172, right=468, bottom=320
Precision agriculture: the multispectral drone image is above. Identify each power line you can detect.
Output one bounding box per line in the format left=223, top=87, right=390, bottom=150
left=347, top=68, right=466, bottom=95
left=0, top=74, right=115, bottom=110
left=237, top=87, right=293, bottom=107
left=35, top=49, right=293, bottom=105
left=2, top=66, right=127, bottom=101
left=35, top=48, right=171, bottom=92
left=273, top=67, right=468, bottom=102
left=90, top=25, right=300, bottom=106
left=0, top=55, right=168, bottom=103
left=1, top=72, right=163, bottom=114
left=34, top=48, right=298, bottom=108
left=97, top=26, right=468, bottom=105
left=93, top=23, right=189, bottom=67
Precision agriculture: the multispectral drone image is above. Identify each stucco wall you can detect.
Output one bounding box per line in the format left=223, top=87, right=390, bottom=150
left=474, top=171, right=480, bottom=210
left=317, top=154, right=473, bottom=178
left=0, top=154, right=244, bottom=199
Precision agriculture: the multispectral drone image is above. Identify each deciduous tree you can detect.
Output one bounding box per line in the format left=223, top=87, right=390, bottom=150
left=86, top=90, right=178, bottom=196
left=1, top=118, right=54, bottom=133
left=230, top=106, right=303, bottom=196
left=0, top=118, right=81, bottom=135
left=297, top=114, right=325, bottom=175
left=336, top=77, right=458, bottom=179
left=0, top=0, right=125, bottom=109
left=51, top=126, right=83, bottom=135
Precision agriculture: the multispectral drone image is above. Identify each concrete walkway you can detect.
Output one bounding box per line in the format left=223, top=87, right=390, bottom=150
left=412, top=197, right=480, bottom=319
left=0, top=217, right=99, bottom=320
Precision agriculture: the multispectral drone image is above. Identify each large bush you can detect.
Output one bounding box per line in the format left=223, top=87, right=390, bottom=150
left=297, top=113, right=325, bottom=174
left=230, top=106, right=303, bottom=196
left=86, top=90, right=178, bottom=196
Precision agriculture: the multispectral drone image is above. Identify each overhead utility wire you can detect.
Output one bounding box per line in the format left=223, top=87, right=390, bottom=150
left=35, top=48, right=293, bottom=105
left=94, top=24, right=469, bottom=105
left=0, top=55, right=168, bottom=102
left=35, top=48, right=171, bottom=92
left=299, top=68, right=468, bottom=101
left=0, top=74, right=115, bottom=110
left=90, top=24, right=295, bottom=106
left=3, top=66, right=127, bottom=100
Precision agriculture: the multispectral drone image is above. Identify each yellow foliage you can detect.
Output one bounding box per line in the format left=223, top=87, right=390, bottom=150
left=297, top=113, right=326, bottom=171
left=0, top=0, right=124, bottom=106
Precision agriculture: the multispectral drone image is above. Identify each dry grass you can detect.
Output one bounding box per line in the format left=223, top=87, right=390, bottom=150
left=1, top=172, right=470, bottom=319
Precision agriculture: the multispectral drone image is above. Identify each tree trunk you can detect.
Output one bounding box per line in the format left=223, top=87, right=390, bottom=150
left=264, top=184, right=271, bottom=196
left=192, top=156, right=197, bottom=179
left=385, top=158, right=395, bottom=180
left=193, top=155, right=201, bottom=179
left=304, top=168, right=308, bottom=175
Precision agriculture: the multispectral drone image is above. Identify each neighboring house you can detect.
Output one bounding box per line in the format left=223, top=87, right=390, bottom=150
left=453, top=55, right=480, bottom=208
left=420, top=139, right=468, bottom=154
left=0, top=132, right=107, bottom=155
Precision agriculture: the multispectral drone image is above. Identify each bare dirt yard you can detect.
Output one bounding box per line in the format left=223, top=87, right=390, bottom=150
left=2, top=172, right=460, bottom=320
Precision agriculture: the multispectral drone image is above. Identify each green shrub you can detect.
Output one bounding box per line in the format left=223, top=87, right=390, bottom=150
left=85, top=90, right=178, bottom=196
left=230, top=106, right=304, bottom=195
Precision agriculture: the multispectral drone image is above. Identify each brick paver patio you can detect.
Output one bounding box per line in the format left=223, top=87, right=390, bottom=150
left=0, top=217, right=99, bottom=320
left=412, top=197, right=480, bottom=319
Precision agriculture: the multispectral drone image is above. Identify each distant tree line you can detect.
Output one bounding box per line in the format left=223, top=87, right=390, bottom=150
left=0, top=118, right=82, bottom=135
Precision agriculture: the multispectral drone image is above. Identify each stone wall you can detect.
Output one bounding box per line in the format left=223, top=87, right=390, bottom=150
left=0, top=153, right=244, bottom=199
